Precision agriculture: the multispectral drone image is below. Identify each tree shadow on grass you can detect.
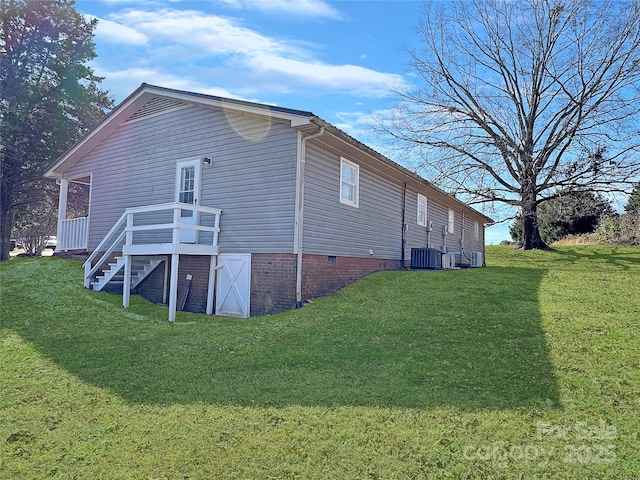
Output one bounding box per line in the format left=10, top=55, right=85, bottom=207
left=5, top=261, right=561, bottom=410
left=547, top=245, right=640, bottom=269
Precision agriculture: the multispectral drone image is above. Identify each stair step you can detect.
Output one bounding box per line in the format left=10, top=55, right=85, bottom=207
left=90, top=256, right=164, bottom=292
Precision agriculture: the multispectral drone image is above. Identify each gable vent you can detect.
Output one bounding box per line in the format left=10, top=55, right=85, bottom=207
left=126, top=97, right=187, bottom=122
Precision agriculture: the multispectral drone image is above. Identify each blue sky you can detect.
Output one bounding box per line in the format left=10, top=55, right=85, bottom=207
left=77, top=0, right=512, bottom=244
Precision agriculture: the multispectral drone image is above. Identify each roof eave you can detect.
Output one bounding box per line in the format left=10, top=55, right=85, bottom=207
left=306, top=117, right=494, bottom=224
left=44, top=83, right=313, bottom=178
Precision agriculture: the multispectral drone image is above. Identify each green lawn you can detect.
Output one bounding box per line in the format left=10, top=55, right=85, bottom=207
left=1, top=246, right=638, bottom=479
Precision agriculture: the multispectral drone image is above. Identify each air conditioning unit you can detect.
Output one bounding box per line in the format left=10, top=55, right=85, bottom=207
left=442, top=253, right=455, bottom=269
left=411, top=248, right=441, bottom=269
left=452, top=252, right=462, bottom=267
left=471, top=251, right=483, bottom=268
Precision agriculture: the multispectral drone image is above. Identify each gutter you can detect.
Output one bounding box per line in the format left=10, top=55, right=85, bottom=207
left=309, top=116, right=494, bottom=225
left=295, top=126, right=325, bottom=305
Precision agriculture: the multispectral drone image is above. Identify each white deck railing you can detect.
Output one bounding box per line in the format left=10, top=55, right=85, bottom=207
left=83, top=202, right=222, bottom=288
left=59, top=216, right=88, bottom=251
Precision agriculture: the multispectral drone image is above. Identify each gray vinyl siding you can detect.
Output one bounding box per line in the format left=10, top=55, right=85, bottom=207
left=302, top=144, right=487, bottom=261
left=404, top=191, right=428, bottom=260
left=404, top=192, right=455, bottom=257
left=64, top=104, right=298, bottom=252
left=443, top=208, right=486, bottom=257
left=404, top=191, right=427, bottom=258
left=462, top=215, right=485, bottom=254
left=404, top=195, right=485, bottom=264
left=303, top=145, right=404, bottom=259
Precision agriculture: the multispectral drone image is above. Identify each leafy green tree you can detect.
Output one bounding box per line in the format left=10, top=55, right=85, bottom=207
left=0, top=0, right=112, bottom=260
left=625, top=182, right=640, bottom=214
left=510, top=190, right=613, bottom=244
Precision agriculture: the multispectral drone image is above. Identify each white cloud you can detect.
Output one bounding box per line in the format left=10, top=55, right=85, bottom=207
left=334, top=108, right=398, bottom=139
left=218, top=0, right=341, bottom=18
left=87, top=15, right=148, bottom=45
left=103, top=8, right=406, bottom=97
left=110, top=9, right=300, bottom=58
left=95, top=66, right=243, bottom=102
left=250, top=55, right=405, bottom=97
left=96, top=7, right=406, bottom=99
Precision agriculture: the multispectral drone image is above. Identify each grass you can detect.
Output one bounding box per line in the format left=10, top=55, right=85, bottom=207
left=1, top=245, right=639, bottom=479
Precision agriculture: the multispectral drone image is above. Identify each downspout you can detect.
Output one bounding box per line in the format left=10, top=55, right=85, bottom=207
left=461, top=212, right=466, bottom=265
left=295, top=126, right=325, bottom=306
left=483, top=222, right=488, bottom=266
left=426, top=196, right=431, bottom=248
left=401, top=182, right=407, bottom=268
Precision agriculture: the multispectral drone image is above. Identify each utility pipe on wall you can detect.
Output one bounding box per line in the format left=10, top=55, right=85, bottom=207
left=401, top=182, right=407, bottom=267
left=461, top=212, right=466, bottom=262
left=295, top=126, right=325, bottom=305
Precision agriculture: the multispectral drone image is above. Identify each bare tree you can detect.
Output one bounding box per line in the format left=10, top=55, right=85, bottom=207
left=387, top=0, right=640, bottom=249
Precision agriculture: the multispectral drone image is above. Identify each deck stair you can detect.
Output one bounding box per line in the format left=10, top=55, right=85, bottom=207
left=82, top=202, right=222, bottom=321
left=91, top=256, right=164, bottom=291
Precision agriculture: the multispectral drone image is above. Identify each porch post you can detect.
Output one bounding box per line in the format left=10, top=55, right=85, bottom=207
left=206, top=255, right=216, bottom=315
left=123, top=255, right=132, bottom=308
left=57, top=178, right=68, bottom=250
left=122, top=212, right=133, bottom=308
left=168, top=253, right=179, bottom=322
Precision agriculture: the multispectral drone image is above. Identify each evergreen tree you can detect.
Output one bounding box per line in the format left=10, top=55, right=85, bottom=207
left=625, top=183, right=640, bottom=214
left=510, top=190, right=613, bottom=244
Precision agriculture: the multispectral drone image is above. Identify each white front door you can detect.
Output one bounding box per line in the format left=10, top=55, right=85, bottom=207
left=216, top=254, right=251, bottom=318
left=175, top=159, right=202, bottom=243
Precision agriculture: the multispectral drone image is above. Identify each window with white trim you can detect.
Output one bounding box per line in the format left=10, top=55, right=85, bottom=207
left=417, top=194, right=427, bottom=226
left=340, top=157, right=359, bottom=207
left=448, top=209, right=455, bottom=234
left=474, top=220, right=480, bottom=241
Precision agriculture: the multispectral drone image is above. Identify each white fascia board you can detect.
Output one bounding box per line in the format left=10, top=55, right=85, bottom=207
left=44, top=84, right=311, bottom=179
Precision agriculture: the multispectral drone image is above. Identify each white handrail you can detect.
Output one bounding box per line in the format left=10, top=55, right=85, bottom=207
left=83, top=212, right=127, bottom=288
left=127, top=223, right=221, bottom=233
left=83, top=202, right=222, bottom=289
left=124, top=202, right=222, bottom=216
left=84, top=230, right=126, bottom=287
left=82, top=211, right=127, bottom=268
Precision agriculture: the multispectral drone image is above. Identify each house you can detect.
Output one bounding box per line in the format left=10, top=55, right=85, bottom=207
left=44, top=84, right=493, bottom=320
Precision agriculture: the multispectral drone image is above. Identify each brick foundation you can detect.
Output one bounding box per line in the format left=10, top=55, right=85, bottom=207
left=250, top=253, right=297, bottom=316
left=136, top=252, right=403, bottom=317
left=301, top=254, right=401, bottom=300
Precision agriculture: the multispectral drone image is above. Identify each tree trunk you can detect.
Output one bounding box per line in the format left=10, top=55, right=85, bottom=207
left=0, top=183, right=14, bottom=261
left=520, top=196, right=548, bottom=250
